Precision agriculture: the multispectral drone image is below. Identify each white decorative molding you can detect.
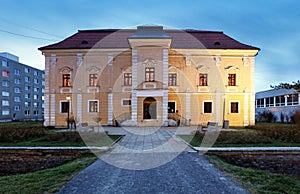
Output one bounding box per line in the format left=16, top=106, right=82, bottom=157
left=132, top=50, right=138, bottom=89
left=60, top=87, right=72, bottom=94
left=77, top=94, right=82, bottom=124
left=87, top=66, right=101, bottom=73
left=163, top=90, right=168, bottom=125
left=108, top=53, right=114, bottom=66
left=143, top=82, right=156, bottom=89
left=186, top=93, right=191, bottom=121
left=215, top=54, right=221, bottom=66
left=77, top=53, right=83, bottom=66
left=131, top=91, right=137, bottom=122
left=185, top=54, right=192, bottom=66
left=197, top=86, right=209, bottom=93
left=50, top=94, right=56, bottom=126
left=142, top=58, right=157, bottom=67
left=163, top=49, right=169, bottom=88
left=136, top=90, right=165, bottom=97
left=244, top=93, right=249, bottom=126
left=108, top=93, right=113, bottom=125
left=87, top=86, right=100, bottom=93
left=250, top=93, right=255, bottom=125
left=216, top=93, right=221, bottom=123
left=43, top=94, right=50, bottom=126
left=243, top=55, right=249, bottom=67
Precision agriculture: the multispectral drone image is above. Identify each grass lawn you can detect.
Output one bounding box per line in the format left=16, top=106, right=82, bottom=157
left=205, top=154, right=300, bottom=194
left=0, top=154, right=98, bottom=194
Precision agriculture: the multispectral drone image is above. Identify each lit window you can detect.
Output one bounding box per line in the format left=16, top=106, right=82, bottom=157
left=25, top=94, right=30, bottom=99
left=34, top=102, right=38, bottom=107
left=25, top=85, right=30, bottom=91
left=34, top=78, right=38, bottom=84
left=25, top=76, right=30, bottom=82
left=14, top=96, right=20, bottom=102
left=34, top=87, right=39, bottom=92
left=42, top=73, right=45, bottom=78
left=199, top=74, right=208, bottom=86
left=60, top=101, right=70, bottom=113
left=34, top=95, right=39, bottom=100
left=124, top=73, right=132, bottom=86
left=25, top=102, right=30, bottom=107
left=230, top=102, right=239, bottom=113
left=2, top=60, right=8, bottom=67
left=89, top=74, right=98, bottom=86
left=14, top=78, right=20, bottom=84
left=2, top=110, right=9, bottom=116
left=14, top=87, right=20, bottom=93
left=2, top=100, right=9, bottom=106
left=24, top=67, right=30, bottom=73
left=203, top=102, right=212, bottom=113
left=122, top=99, right=131, bottom=106
left=62, top=74, right=71, bottom=87
left=2, top=80, right=9, bottom=87
left=2, top=70, right=9, bottom=77
left=287, top=94, right=299, bottom=106
left=14, top=69, right=20, bottom=75
left=2, top=91, right=9, bottom=97
left=89, top=100, right=99, bottom=112
left=34, top=70, right=38, bottom=76
left=168, top=73, right=177, bottom=86
left=228, top=74, right=236, bottom=86
left=145, top=67, right=155, bottom=82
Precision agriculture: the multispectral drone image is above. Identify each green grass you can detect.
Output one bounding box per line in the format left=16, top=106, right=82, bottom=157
left=0, top=121, right=44, bottom=127
left=205, top=154, right=300, bottom=194
left=0, top=153, right=97, bottom=194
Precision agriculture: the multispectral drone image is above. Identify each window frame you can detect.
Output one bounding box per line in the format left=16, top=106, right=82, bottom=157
left=88, top=100, right=99, bottom=113
left=230, top=101, right=240, bottom=113
left=145, top=67, right=155, bottom=82
left=60, top=100, right=71, bottom=113
left=121, top=99, right=132, bottom=106
left=228, top=73, right=236, bottom=86
left=168, top=73, right=177, bottom=86
left=124, top=73, right=132, bottom=86
left=89, top=74, right=98, bottom=86
left=62, top=74, right=71, bottom=87
left=199, top=73, right=208, bottom=86
left=203, top=101, right=213, bottom=114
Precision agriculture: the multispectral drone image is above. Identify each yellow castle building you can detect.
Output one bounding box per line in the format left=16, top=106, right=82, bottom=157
left=39, top=26, right=260, bottom=127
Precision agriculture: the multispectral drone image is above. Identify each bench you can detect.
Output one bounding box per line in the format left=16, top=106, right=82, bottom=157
left=198, top=122, right=218, bottom=132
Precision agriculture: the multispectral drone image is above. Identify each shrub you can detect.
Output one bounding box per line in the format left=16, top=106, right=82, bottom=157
left=291, top=110, right=300, bottom=128
left=280, top=112, right=285, bottom=123
left=0, top=126, right=46, bottom=143
left=258, top=111, right=277, bottom=123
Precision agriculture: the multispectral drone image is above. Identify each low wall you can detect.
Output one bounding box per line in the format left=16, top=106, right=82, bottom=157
left=0, top=147, right=108, bottom=174
left=196, top=147, right=300, bottom=178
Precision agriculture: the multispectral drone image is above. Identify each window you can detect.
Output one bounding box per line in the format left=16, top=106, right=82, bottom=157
left=2, top=100, right=9, bottom=106
left=2, top=110, right=9, bottom=116
left=124, top=73, right=132, bottom=86
left=24, top=67, right=30, bottom=73
left=199, top=74, right=208, bottom=86
left=275, top=95, right=285, bottom=106
left=34, top=95, right=39, bottom=100
left=25, top=102, right=30, bottom=108
left=2, top=70, right=9, bottom=77
left=122, top=99, right=131, bottom=106
left=228, top=74, right=236, bottom=86
left=34, top=110, right=39, bottom=115
left=89, top=74, right=98, bottom=86
left=287, top=94, right=299, bottom=105
left=34, top=70, right=38, bottom=76
left=14, top=87, right=20, bottom=93
left=2, top=91, right=9, bottom=97
left=14, top=96, right=20, bottom=102
left=14, top=105, right=20, bottom=111
left=60, top=101, right=70, bottom=113
left=203, top=102, right=212, bottom=113
left=168, top=73, right=177, bottom=86
left=2, top=80, right=9, bottom=87
left=25, top=76, right=30, bottom=82
left=14, top=78, right=20, bottom=84
left=25, top=85, right=30, bottom=91
left=230, top=102, right=239, bottom=113
left=34, top=102, right=38, bottom=108
left=62, top=74, right=71, bottom=87
left=256, top=98, right=264, bottom=108
left=14, top=69, right=20, bottom=75
left=145, top=67, right=155, bottom=82
left=2, top=60, right=8, bottom=67
left=266, top=97, right=274, bottom=107
left=25, top=94, right=30, bottom=99
left=34, top=78, right=38, bottom=84
left=89, top=100, right=98, bottom=112
left=42, top=73, right=45, bottom=78
left=42, top=80, right=45, bottom=85
left=25, top=110, right=30, bottom=115
left=34, top=87, right=39, bottom=92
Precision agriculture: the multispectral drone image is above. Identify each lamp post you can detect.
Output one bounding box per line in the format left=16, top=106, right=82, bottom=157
left=66, top=96, right=71, bottom=129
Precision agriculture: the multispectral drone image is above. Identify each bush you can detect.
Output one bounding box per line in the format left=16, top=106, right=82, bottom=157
left=0, top=126, right=46, bottom=143
left=257, top=110, right=277, bottom=123
left=291, top=110, right=300, bottom=127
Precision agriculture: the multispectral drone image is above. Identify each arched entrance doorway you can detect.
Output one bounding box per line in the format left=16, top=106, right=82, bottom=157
left=143, top=97, right=157, bottom=119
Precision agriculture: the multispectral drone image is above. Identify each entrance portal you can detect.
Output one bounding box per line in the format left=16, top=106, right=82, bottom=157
left=143, top=97, right=157, bottom=119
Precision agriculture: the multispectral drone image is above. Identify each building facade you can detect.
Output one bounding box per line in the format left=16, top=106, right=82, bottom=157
left=39, top=26, right=259, bottom=127
left=256, top=88, right=300, bottom=122
left=0, top=52, right=44, bottom=121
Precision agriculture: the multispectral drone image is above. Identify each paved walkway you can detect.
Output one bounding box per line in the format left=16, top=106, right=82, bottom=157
left=59, top=127, right=249, bottom=194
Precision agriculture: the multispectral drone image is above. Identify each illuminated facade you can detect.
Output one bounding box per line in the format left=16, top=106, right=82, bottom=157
left=39, top=26, right=259, bottom=127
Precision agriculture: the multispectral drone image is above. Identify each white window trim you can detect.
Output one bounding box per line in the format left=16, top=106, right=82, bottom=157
left=202, top=101, right=213, bottom=114
left=60, top=100, right=72, bottom=113
left=168, top=101, right=177, bottom=113
left=121, top=99, right=132, bottom=107
left=229, top=101, right=240, bottom=114
left=88, top=100, right=99, bottom=113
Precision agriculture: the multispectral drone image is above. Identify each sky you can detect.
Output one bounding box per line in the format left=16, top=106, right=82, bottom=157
left=0, top=0, right=299, bottom=92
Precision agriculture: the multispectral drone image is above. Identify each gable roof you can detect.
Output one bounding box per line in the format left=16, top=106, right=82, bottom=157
left=39, top=28, right=260, bottom=51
